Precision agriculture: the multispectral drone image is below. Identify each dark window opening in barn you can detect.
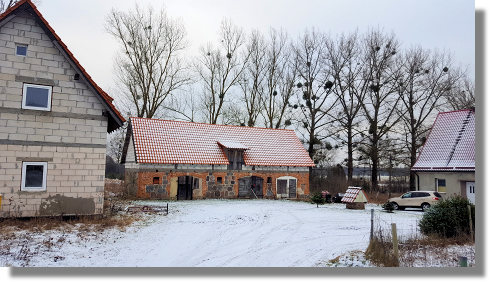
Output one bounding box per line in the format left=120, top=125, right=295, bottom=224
left=153, top=177, right=159, bottom=184
left=194, top=178, right=199, bottom=189
left=226, top=149, right=244, bottom=170
left=267, top=177, right=272, bottom=184
left=217, top=177, right=223, bottom=184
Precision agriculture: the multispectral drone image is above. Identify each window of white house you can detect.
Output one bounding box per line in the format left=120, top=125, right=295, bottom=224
left=16, top=44, right=27, bottom=56
left=21, top=162, right=47, bottom=191
left=22, top=84, right=52, bottom=111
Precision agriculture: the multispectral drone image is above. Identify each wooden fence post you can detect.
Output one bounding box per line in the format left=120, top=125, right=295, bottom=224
left=391, top=223, right=399, bottom=260
left=370, top=209, right=374, bottom=241
left=467, top=205, right=474, bottom=242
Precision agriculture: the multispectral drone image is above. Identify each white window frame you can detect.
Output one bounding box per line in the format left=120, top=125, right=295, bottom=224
left=22, top=83, right=52, bottom=111
left=15, top=44, right=28, bottom=56
left=21, top=162, right=48, bottom=192
left=276, top=176, right=297, bottom=199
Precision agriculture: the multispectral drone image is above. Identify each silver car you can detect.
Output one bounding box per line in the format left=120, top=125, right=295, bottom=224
left=389, top=191, right=443, bottom=211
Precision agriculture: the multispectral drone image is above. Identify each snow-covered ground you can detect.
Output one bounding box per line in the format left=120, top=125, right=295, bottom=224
left=0, top=200, right=473, bottom=267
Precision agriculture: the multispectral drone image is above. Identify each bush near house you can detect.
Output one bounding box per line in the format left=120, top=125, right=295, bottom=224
left=419, top=195, right=475, bottom=238
left=382, top=201, right=395, bottom=213
left=310, top=192, right=325, bottom=207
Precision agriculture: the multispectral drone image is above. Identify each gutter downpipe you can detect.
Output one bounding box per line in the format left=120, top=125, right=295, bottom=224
left=414, top=171, right=420, bottom=191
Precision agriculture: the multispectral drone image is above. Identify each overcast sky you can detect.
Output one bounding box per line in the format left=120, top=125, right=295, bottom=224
left=37, top=0, right=475, bottom=97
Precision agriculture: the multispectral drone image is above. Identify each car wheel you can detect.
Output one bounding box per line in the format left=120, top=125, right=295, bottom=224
left=421, top=203, right=431, bottom=211
left=391, top=202, right=399, bottom=210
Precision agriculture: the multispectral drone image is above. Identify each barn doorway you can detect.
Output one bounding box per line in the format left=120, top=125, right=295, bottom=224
left=276, top=176, right=297, bottom=199
left=177, top=176, right=195, bottom=200
left=238, top=176, right=264, bottom=198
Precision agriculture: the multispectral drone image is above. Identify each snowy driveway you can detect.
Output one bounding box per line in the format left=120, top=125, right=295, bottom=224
left=26, top=200, right=423, bottom=267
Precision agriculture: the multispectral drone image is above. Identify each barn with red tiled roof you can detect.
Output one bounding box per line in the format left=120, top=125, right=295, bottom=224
left=411, top=109, right=475, bottom=204
left=122, top=117, right=315, bottom=200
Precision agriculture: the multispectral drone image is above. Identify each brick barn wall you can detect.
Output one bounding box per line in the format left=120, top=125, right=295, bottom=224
left=136, top=169, right=310, bottom=200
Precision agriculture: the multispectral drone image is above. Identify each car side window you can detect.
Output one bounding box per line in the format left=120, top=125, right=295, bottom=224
left=422, top=192, right=430, bottom=197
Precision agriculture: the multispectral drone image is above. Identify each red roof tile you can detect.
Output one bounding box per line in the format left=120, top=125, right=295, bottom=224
left=412, top=109, right=475, bottom=172
left=130, top=117, right=315, bottom=167
left=341, top=187, right=368, bottom=203
left=0, top=0, right=125, bottom=127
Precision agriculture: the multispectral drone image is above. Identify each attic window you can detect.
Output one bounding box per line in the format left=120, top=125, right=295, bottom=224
left=16, top=44, right=27, bottom=56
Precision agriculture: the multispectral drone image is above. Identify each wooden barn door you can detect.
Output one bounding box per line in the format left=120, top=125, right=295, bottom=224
left=251, top=176, right=263, bottom=198
left=177, top=176, right=193, bottom=200
left=277, top=179, right=288, bottom=198
left=238, top=177, right=251, bottom=198
left=288, top=179, right=297, bottom=198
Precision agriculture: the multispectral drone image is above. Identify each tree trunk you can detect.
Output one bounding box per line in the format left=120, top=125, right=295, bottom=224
left=409, top=126, right=417, bottom=190
left=347, top=125, right=353, bottom=183
left=370, top=132, right=379, bottom=192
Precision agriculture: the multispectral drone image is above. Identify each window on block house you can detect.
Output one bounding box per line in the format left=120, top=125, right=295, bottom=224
left=22, top=84, right=52, bottom=111
left=21, top=162, right=47, bottom=191
left=16, top=44, right=27, bottom=56
left=217, top=177, right=223, bottom=184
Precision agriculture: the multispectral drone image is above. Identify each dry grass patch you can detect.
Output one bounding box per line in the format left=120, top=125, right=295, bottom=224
left=365, top=228, right=475, bottom=267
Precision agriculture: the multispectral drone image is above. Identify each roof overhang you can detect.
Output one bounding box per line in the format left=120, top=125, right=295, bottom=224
left=217, top=140, right=249, bottom=150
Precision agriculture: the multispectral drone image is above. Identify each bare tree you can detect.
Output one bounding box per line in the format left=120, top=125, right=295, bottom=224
left=261, top=28, right=297, bottom=129
left=238, top=30, right=267, bottom=127
left=163, top=88, right=201, bottom=122
left=0, top=0, right=18, bottom=13
left=106, top=5, right=189, bottom=118
left=355, top=30, right=403, bottom=190
left=395, top=48, right=463, bottom=189
left=325, top=31, right=365, bottom=183
left=195, top=19, right=249, bottom=124
left=443, top=76, right=475, bottom=110
left=291, top=29, right=338, bottom=163
left=107, top=123, right=128, bottom=163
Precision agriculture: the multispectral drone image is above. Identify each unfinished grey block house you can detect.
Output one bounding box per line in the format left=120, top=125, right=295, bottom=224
left=0, top=0, right=124, bottom=217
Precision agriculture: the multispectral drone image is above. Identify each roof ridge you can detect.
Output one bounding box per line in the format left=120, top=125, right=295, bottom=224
left=130, top=117, right=296, bottom=132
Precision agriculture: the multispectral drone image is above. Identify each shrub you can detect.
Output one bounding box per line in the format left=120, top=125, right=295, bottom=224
left=418, top=195, right=475, bottom=238
left=310, top=192, right=325, bottom=208
left=382, top=201, right=394, bottom=213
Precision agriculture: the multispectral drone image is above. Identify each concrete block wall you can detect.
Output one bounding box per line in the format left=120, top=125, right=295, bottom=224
left=0, top=11, right=110, bottom=217
left=0, top=144, right=106, bottom=217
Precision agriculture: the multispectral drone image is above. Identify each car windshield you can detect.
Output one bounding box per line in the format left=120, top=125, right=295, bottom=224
left=402, top=192, right=411, bottom=198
